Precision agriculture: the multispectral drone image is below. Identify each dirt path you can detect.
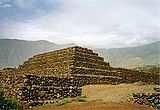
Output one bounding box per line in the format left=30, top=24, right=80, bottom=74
left=82, top=83, right=157, bottom=102
left=33, top=101, right=154, bottom=110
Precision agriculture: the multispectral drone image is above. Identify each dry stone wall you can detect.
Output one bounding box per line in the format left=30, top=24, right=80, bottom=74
left=20, top=75, right=82, bottom=108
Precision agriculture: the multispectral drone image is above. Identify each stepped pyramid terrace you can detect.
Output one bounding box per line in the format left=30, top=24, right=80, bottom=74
left=0, top=46, right=159, bottom=108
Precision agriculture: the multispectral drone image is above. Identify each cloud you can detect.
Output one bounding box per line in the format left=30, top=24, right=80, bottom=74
left=0, top=21, right=53, bottom=40
left=0, top=0, right=12, bottom=8
left=12, top=0, right=62, bottom=13
left=0, top=4, right=12, bottom=8
left=0, top=0, right=160, bottom=48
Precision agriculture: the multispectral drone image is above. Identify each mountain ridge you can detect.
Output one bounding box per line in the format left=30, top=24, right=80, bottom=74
left=95, top=41, right=160, bottom=68
left=0, top=39, right=159, bottom=69
left=0, top=39, right=75, bottom=68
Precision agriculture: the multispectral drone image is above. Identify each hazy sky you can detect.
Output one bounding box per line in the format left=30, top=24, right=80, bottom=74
left=0, top=0, right=159, bottom=48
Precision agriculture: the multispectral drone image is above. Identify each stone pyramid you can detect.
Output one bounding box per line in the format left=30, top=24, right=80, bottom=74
left=14, top=46, right=113, bottom=77
left=1, top=46, right=158, bottom=108
left=10, top=46, right=158, bottom=86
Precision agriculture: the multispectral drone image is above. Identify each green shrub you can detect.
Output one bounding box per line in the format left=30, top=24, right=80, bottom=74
left=0, top=89, right=22, bottom=110
left=55, top=98, right=70, bottom=106
left=73, top=96, right=86, bottom=102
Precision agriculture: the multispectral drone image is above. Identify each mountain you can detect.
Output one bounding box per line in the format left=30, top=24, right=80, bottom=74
left=0, top=39, right=159, bottom=69
left=0, top=39, right=75, bottom=68
left=95, top=41, right=160, bottom=68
